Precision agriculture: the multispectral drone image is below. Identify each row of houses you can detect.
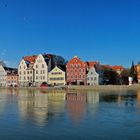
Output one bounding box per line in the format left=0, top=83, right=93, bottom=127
left=0, top=54, right=125, bottom=87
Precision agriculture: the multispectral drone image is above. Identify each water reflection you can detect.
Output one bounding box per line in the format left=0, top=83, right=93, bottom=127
left=100, top=91, right=137, bottom=108
left=0, top=89, right=139, bottom=128
left=18, top=89, right=48, bottom=126
left=18, top=89, right=66, bottom=126
left=65, top=90, right=100, bottom=123
left=66, top=92, right=87, bottom=123
left=87, top=91, right=99, bottom=116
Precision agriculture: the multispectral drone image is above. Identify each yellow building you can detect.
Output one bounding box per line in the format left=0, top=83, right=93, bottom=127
left=48, top=66, right=65, bottom=86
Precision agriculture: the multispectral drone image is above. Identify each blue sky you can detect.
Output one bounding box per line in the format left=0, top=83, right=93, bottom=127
left=0, top=0, right=140, bottom=67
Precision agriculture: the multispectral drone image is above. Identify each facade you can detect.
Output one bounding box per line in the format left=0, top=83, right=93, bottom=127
left=18, top=54, right=49, bottom=87
left=6, top=73, right=18, bottom=87
left=48, top=66, right=65, bottom=86
left=33, top=54, right=48, bottom=86
left=0, top=65, right=7, bottom=87
left=136, top=64, right=140, bottom=82
left=0, top=65, right=18, bottom=87
left=87, top=67, right=99, bottom=85
left=18, top=55, right=37, bottom=86
left=18, top=54, right=66, bottom=87
left=66, top=56, right=86, bottom=85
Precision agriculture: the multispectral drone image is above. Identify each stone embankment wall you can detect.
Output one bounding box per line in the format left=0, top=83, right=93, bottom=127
left=67, top=84, right=140, bottom=91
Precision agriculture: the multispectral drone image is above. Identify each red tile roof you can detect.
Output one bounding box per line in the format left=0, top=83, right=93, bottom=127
left=111, top=66, right=124, bottom=71
left=85, top=61, right=100, bottom=69
left=23, top=55, right=37, bottom=63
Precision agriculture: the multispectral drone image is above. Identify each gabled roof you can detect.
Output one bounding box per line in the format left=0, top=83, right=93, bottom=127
left=51, top=65, right=65, bottom=73
left=85, top=61, right=100, bottom=69
left=67, top=56, right=86, bottom=67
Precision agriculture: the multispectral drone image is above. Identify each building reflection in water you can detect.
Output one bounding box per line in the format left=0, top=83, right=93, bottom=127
left=0, top=89, right=8, bottom=116
left=18, top=89, right=48, bottom=126
left=137, top=90, right=140, bottom=108
left=66, top=91, right=87, bottom=123
left=47, top=90, right=66, bottom=116
left=0, top=88, right=19, bottom=116
left=86, top=91, right=99, bottom=116
left=18, top=89, right=66, bottom=126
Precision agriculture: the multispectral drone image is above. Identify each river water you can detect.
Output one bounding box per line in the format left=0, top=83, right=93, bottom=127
left=0, top=89, right=140, bottom=140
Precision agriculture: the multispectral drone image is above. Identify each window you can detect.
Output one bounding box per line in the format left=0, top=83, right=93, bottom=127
left=36, top=65, right=38, bottom=68
left=42, top=64, right=44, bottom=68
left=36, top=70, right=38, bottom=74
left=94, top=77, right=97, bottom=81
left=36, top=76, right=38, bottom=80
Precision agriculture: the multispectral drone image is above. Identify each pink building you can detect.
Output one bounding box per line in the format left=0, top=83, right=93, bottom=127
left=6, top=72, right=18, bottom=87
left=66, top=56, right=86, bottom=85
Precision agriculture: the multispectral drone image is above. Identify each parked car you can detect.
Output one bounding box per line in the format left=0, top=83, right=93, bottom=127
left=40, top=82, right=48, bottom=88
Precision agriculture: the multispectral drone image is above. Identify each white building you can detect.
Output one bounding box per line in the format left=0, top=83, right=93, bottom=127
left=33, top=54, right=49, bottom=86
left=0, top=65, right=7, bottom=87
left=87, top=67, right=99, bottom=86
left=18, top=54, right=49, bottom=87
left=18, top=54, right=66, bottom=87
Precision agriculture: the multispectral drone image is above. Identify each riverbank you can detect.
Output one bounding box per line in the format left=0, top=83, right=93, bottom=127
left=1, top=84, right=140, bottom=91
left=67, top=84, right=140, bottom=91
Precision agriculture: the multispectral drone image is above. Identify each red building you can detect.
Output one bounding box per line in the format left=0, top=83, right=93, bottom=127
left=66, top=56, right=86, bottom=85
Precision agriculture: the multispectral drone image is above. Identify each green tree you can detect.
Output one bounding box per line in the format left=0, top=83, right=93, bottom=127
left=120, top=69, right=130, bottom=85
left=129, top=61, right=138, bottom=83
left=103, top=69, right=120, bottom=85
